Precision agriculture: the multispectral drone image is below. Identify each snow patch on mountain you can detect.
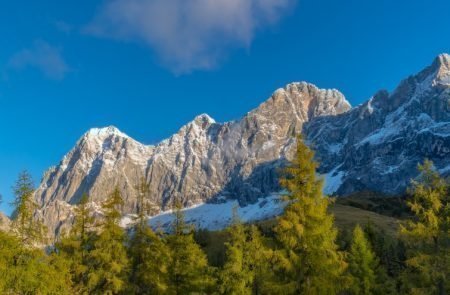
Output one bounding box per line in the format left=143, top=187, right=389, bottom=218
left=121, top=194, right=285, bottom=231
left=323, top=166, right=345, bottom=195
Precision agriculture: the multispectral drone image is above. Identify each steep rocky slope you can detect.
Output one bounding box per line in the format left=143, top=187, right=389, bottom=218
left=34, top=54, right=450, bottom=237
left=35, top=82, right=350, bottom=237
left=305, top=53, right=450, bottom=195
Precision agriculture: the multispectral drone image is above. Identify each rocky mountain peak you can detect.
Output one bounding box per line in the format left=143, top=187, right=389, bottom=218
left=190, top=113, right=216, bottom=130
left=435, top=53, right=450, bottom=69
left=433, top=53, right=450, bottom=86
left=411, top=53, right=450, bottom=90
left=33, top=54, right=450, bottom=238
left=251, top=82, right=351, bottom=128
left=84, top=126, right=129, bottom=141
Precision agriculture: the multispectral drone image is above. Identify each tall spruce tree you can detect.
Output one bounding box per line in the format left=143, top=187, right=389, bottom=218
left=247, top=224, right=270, bottom=295
left=166, top=201, right=214, bottom=294
left=219, top=207, right=269, bottom=295
left=363, top=221, right=402, bottom=294
left=347, top=225, right=378, bottom=295
left=400, top=160, right=450, bottom=295
left=219, top=207, right=252, bottom=294
left=57, top=193, right=94, bottom=293
left=86, top=187, right=129, bottom=294
left=10, top=171, right=46, bottom=246
left=269, top=136, right=346, bottom=294
left=129, top=178, right=171, bottom=294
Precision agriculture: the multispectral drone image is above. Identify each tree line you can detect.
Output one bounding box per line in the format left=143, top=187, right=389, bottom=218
left=0, top=137, right=449, bottom=294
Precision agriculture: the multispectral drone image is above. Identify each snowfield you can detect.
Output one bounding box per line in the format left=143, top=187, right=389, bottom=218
left=121, top=194, right=286, bottom=231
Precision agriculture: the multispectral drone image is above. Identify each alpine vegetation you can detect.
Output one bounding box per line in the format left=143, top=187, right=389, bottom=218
left=1, top=137, right=449, bottom=294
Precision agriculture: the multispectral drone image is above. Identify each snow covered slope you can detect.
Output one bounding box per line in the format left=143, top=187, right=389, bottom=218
left=121, top=194, right=285, bottom=231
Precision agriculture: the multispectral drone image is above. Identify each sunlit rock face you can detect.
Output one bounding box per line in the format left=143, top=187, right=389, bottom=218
left=34, top=82, right=350, bottom=237
left=34, top=54, right=450, bottom=238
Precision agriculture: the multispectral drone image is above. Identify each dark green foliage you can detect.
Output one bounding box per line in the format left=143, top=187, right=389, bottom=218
left=268, top=136, right=346, bottom=294
left=166, top=201, right=215, bottom=294
left=346, top=225, right=378, bottom=295
left=0, top=230, right=72, bottom=294
left=128, top=179, right=171, bottom=294
left=336, top=191, right=411, bottom=218
left=218, top=208, right=269, bottom=294
left=129, top=226, right=171, bottom=294
left=0, top=156, right=448, bottom=295
left=364, top=220, right=405, bottom=279
left=86, top=187, right=130, bottom=294
left=56, top=193, right=95, bottom=293
left=194, top=228, right=228, bottom=267
left=399, top=160, right=450, bottom=294
left=11, top=171, right=46, bottom=246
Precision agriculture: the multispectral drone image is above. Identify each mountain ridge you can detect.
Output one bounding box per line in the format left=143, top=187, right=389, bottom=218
left=304, top=53, right=450, bottom=194
left=32, top=54, right=450, bottom=238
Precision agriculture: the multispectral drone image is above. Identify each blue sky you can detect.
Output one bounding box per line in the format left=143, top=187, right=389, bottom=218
left=1, top=0, right=450, bottom=215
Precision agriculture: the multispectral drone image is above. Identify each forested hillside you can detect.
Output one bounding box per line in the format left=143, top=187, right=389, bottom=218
left=0, top=138, right=448, bottom=294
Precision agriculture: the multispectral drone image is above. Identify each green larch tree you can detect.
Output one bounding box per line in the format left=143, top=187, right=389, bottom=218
left=269, top=136, right=346, bottom=294
left=219, top=207, right=253, bottom=295
left=10, top=171, right=46, bottom=246
left=166, top=201, right=214, bottom=294
left=400, top=160, right=450, bottom=295
left=347, top=225, right=378, bottom=295
left=219, top=207, right=269, bottom=295
left=128, top=178, right=171, bottom=294
left=0, top=229, right=72, bottom=294
left=86, top=187, right=130, bottom=294
left=57, top=193, right=95, bottom=293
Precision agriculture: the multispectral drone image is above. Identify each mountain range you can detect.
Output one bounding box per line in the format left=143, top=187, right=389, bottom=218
left=30, top=54, right=450, bottom=238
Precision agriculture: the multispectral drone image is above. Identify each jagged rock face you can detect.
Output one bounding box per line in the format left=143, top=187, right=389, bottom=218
left=35, top=82, right=350, bottom=237
left=305, top=54, right=450, bottom=195
left=34, top=54, right=450, bottom=237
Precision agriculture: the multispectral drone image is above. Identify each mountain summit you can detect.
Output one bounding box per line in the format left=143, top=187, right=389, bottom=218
left=34, top=55, right=450, bottom=238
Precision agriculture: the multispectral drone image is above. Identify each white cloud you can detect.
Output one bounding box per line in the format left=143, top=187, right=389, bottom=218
left=87, top=0, right=296, bottom=74
left=8, top=40, right=70, bottom=80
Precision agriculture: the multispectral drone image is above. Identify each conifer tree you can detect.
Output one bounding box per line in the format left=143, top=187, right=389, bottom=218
left=347, top=225, right=378, bottom=295
left=0, top=230, right=17, bottom=293
left=363, top=221, right=403, bottom=294
left=247, top=224, right=270, bottom=295
left=0, top=230, right=72, bottom=294
left=57, top=193, right=94, bottom=293
left=10, top=171, right=46, bottom=246
left=166, top=201, right=214, bottom=294
left=86, top=187, right=129, bottom=294
left=219, top=206, right=252, bottom=294
left=400, top=160, right=450, bottom=294
left=129, top=178, right=171, bottom=294
left=219, top=207, right=269, bottom=295
left=269, top=136, right=346, bottom=294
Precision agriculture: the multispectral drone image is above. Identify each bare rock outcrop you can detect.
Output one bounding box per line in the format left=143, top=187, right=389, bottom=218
left=34, top=54, right=450, bottom=238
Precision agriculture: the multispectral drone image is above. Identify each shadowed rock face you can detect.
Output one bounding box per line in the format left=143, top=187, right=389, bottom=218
left=34, top=54, right=450, bottom=238
left=305, top=54, right=450, bottom=195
